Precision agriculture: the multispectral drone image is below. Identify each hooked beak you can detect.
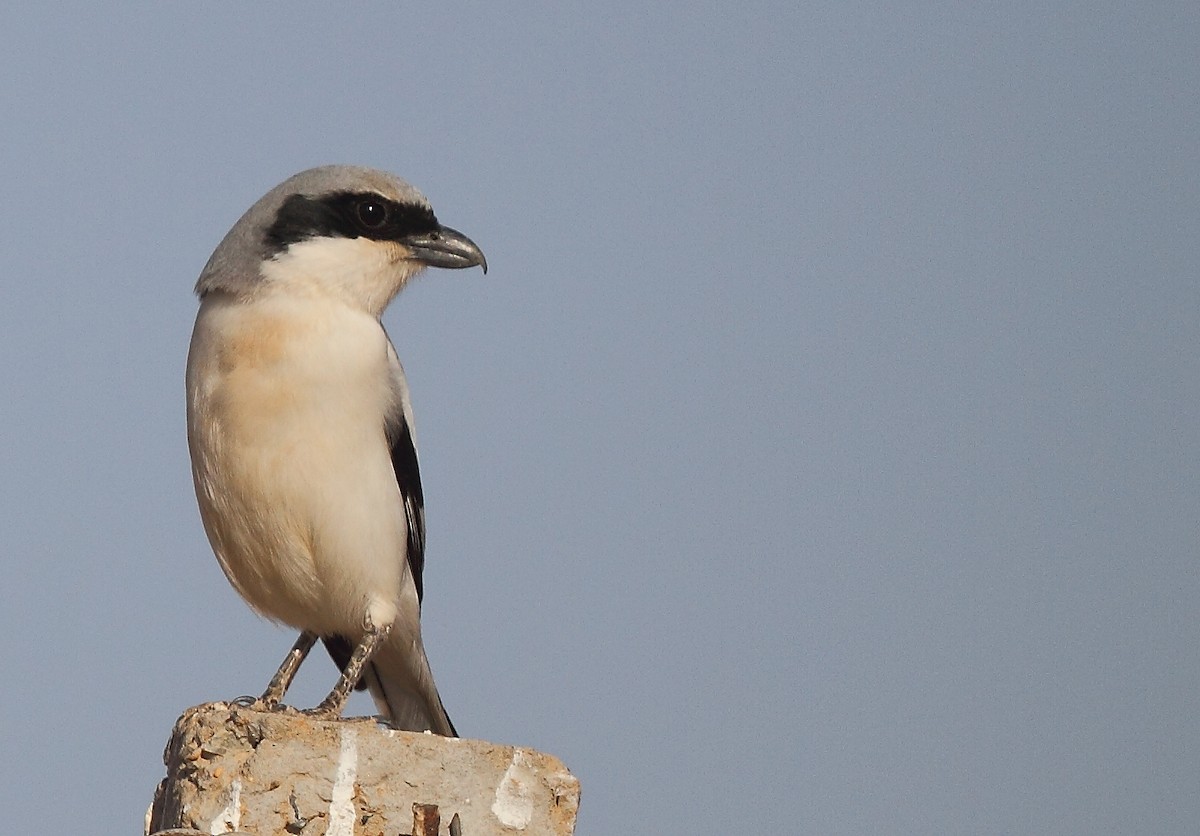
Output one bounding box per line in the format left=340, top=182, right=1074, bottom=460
left=402, top=225, right=487, bottom=274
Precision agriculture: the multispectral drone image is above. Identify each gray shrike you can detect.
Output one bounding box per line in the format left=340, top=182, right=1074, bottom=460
left=186, top=165, right=486, bottom=736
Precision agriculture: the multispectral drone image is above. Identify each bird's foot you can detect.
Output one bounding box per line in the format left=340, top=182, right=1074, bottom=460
left=308, top=621, right=392, bottom=719
left=254, top=694, right=288, bottom=712
left=300, top=702, right=344, bottom=720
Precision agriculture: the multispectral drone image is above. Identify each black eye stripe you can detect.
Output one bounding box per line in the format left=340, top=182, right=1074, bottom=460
left=265, top=191, right=440, bottom=253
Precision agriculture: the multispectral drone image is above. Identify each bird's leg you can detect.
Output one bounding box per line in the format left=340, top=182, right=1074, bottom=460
left=309, top=622, right=392, bottom=717
left=259, top=630, right=318, bottom=709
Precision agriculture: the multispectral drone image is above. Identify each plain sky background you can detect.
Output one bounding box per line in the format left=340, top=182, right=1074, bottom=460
left=0, top=4, right=1196, bottom=834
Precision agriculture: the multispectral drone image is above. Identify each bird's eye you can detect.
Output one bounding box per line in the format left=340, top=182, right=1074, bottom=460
left=356, top=200, right=388, bottom=229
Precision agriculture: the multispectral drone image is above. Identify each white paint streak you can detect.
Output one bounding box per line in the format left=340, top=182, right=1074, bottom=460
left=492, top=748, right=535, bottom=829
left=326, top=727, right=359, bottom=836
left=210, top=778, right=241, bottom=834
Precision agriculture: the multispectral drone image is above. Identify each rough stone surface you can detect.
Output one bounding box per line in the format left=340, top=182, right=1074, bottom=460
left=146, top=703, right=579, bottom=836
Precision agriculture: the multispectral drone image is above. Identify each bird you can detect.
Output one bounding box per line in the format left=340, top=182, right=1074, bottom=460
left=185, top=165, right=486, bottom=736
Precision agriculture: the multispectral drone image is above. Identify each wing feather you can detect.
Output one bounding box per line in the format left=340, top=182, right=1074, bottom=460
left=387, top=407, right=426, bottom=602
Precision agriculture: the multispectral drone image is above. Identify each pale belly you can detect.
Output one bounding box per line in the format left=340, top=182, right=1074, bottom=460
left=186, top=295, right=410, bottom=636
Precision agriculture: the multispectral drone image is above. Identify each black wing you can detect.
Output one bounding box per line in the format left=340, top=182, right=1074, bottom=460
left=385, top=408, right=426, bottom=603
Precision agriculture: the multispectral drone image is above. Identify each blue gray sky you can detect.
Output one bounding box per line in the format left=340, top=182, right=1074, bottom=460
left=1, top=4, right=1197, bottom=834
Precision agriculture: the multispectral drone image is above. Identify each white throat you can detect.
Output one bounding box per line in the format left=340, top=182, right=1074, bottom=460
left=260, top=236, right=427, bottom=316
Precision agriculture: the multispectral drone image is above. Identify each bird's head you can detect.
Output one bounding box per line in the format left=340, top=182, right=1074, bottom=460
left=196, top=165, right=487, bottom=315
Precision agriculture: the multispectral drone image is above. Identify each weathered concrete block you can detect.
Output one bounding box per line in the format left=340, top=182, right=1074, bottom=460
left=146, top=703, right=579, bottom=836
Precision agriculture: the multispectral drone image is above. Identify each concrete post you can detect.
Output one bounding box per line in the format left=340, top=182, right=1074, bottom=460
left=146, top=703, right=580, bottom=836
